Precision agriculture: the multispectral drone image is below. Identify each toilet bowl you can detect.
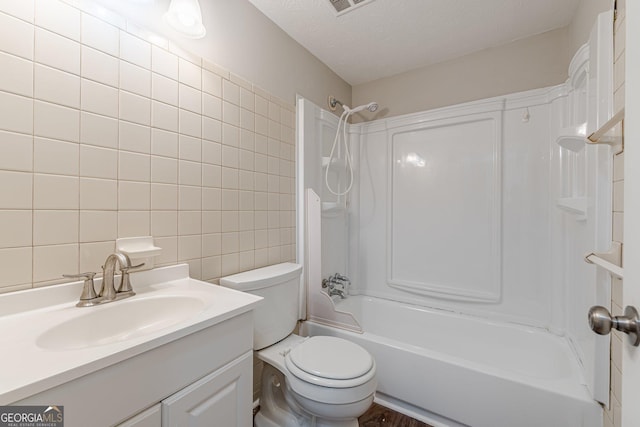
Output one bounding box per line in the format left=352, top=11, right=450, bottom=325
left=259, top=334, right=376, bottom=425
left=220, top=263, right=377, bottom=427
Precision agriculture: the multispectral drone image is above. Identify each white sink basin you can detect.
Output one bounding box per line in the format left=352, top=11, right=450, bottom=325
left=37, top=295, right=206, bottom=350
left=0, top=264, right=262, bottom=405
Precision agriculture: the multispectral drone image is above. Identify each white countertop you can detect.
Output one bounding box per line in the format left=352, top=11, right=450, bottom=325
left=0, top=264, right=262, bottom=404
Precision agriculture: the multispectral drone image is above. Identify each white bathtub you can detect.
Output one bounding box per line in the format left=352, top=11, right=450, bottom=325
left=301, top=296, right=602, bottom=427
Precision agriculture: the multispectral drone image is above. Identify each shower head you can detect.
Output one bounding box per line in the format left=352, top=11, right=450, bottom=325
left=345, top=101, right=379, bottom=114
left=328, top=96, right=379, bottom=114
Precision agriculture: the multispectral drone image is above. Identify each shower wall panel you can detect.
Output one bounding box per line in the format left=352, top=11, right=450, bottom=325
left=388, top=113, right=502, bottom=302
left=353, top=91, right=558, bottom=328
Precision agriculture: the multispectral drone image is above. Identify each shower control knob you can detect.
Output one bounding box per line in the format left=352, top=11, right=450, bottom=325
left=588, top=305, right=640, bottom=347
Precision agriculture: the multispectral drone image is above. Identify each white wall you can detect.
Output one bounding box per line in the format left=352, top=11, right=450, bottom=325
left=569, top=0, right=614, bottom=56
left=85, top=0, right=351, bottom=109
left=352, top=0, right=612, bottom=121
left=351, top=28, right=570, bottom=120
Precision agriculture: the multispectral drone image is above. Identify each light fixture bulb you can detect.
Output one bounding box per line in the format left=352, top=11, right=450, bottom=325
left=164, top=0, right=206, bottom=39
left=177, top=12, right=195, bottom=27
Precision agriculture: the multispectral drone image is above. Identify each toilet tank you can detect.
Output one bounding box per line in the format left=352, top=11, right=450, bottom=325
left=220, top=263, right=302, bottom=350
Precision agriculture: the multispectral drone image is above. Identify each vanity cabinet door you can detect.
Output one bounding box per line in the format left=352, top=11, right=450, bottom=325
left=161, top=351, right=253, bottom=427
left=117, top=404, right=161, bottom=427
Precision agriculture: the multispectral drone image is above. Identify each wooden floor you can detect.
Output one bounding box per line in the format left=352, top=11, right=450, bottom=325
left=254, top=402, right=431, bottom=426
left=358, top=403, right=432, bottom=427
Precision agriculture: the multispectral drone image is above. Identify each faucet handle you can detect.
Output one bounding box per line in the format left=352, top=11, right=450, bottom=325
left=63, top=272, right=99, bottom=307
left=117, top=263, right=144, bottom=295
left=63, top=271, right=97, bottom=281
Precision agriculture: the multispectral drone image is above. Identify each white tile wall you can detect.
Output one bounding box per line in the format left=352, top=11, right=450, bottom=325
left=0, top=52, right=34, bottom=97
left=81, top=13, right=119, bottom=56
left=0, top=1, right=296, bottom=291
left=0, top=92, right=33, bottom=134
left=81, top=112, right=118, bottom=148
left=34, top=101, right=80, bottom=142
left=35, top=28, right=80, bottom=74
left=35, top=0, right=80, bottom=41
left=34, top=64, right=80, bottom=108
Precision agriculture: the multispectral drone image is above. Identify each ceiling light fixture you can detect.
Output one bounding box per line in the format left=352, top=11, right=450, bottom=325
left=164, top=0, right=206, bottom=39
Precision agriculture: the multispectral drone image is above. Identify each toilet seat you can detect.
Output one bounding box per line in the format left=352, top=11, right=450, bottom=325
left=285, top=336, right=375, bottom=388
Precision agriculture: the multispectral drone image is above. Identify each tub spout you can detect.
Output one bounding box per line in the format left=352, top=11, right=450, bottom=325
left=331, top=288, right=346, bottom=299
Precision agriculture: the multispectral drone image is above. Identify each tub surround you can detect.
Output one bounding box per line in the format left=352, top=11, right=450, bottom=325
left=298, top=11, right=614, bottom=425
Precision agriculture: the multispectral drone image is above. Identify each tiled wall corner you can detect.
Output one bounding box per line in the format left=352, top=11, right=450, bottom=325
left=0, top=0, right=296, bottom=293
left=606, top=2, right=625, bottom=427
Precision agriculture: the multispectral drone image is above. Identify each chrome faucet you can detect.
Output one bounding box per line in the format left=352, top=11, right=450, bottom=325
left=322, top=273, right=351, bottom=299
left=101, top=253, right=132, bottom=301
left=330, top=287, right=346, bottom=299
left=332, top=274, right=351, bottom=294
left=63, top=253, right=144, bottom=307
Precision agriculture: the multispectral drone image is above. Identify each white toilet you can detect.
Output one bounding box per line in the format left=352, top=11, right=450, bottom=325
left=220, top=263, right=376, bottom=427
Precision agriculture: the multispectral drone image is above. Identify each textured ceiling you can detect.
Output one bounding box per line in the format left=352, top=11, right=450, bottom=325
left=247, top=0, right=580, bottom=86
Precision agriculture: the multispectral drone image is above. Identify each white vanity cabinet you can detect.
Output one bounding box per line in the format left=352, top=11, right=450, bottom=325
left=118, top=351, right=252, bottom=427
left=16, top=311, right=255, bottom=427
left=161, top=352, right=252, bottom=426
left=117, top=405, right=161, bottom=427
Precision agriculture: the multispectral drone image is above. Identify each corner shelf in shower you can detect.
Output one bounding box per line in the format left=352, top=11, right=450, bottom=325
left=556, top=124, right=587, bottom=151
left=321, top=202, right=346, bottom=214
left=322, top=156, right=346, bottom=169
left=587, top=108, right=624, bottom=153
left=555, top=123, right=589, bottom=220
left=556, top=197, right=588, bottom=218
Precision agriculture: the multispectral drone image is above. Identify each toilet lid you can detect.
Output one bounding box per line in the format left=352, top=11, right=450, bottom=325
left=287, top=336, right=374, bottom=380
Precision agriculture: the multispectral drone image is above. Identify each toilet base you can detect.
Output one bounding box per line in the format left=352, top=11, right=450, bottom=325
left=254, top=364, right=363, bottom=427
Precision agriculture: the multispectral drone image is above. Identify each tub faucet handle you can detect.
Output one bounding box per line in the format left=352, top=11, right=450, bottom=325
left=323, top=276, right=347, bottom=298
left=331, top=274, right=350, bottom=295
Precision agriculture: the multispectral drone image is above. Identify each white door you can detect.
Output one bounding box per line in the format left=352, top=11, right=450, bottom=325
left=622, top=2, right=640, bottom=425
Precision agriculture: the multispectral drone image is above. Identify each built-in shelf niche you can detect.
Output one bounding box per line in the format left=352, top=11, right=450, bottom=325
left=557, top=197, right=588, bottom=216
left=557, top=44, right=588, bottom=221
left=556, top=123, right=587, bottom=152
left=557, top=140, right=588, bottom=220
